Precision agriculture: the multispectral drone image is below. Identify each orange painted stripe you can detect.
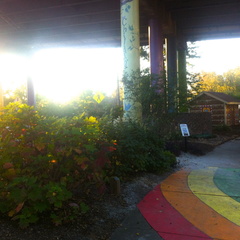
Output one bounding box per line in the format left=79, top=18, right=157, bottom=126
left=138, top=185, right=211, bottom=239
left=161, top=170, right=240, bottom=240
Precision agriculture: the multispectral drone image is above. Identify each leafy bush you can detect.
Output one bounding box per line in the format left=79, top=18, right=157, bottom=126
left=0, top=102, right=113, bottom=227
left=213, top=124, right=231, bottom=133
left=0, top=87, right=177, bottom=227
left=37, top=90, right=123, bottom=120
left=101, top=120, right=176, bottom=176
left=122, top=69, right=166, bottom=120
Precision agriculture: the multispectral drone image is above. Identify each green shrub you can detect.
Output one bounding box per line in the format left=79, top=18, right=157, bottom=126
left=0, top=102, right=112, bottom=227
left=213, top=124, right=231, bottom=133
left=0, top=101, right=176, bottom=227
left=101, top=120, right=176, bottom=176
left=37, top=90, right=123, bottom=120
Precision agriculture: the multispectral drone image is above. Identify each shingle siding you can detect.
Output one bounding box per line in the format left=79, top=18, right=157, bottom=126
left=189, top=92, right=240, bottom=126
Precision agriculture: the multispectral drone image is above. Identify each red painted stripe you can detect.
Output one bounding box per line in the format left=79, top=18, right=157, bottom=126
left=138, top=185, right=211, bottom=240
left=160, top=233, right=212, bottom=240
left=162, top=170, right=240, bottom=239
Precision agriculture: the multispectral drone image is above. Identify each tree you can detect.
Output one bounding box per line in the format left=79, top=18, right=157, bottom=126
left=186, top=42, right=240, bottom=99
left=223, top=67, right=240, bottom=97
left=4, top=84, right=27, bottom=105
left=196, top=67, right=240, bottom=98
left=186, top=42, right=203, bottom=99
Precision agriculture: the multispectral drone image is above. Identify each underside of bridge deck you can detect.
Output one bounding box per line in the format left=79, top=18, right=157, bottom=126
left=0, top=0, right=239, bottom=49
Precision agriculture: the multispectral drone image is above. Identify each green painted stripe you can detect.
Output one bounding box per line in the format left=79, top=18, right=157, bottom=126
left=214, top=168, right=240, bottom=203
left=188, top=167, right=240, bottom=226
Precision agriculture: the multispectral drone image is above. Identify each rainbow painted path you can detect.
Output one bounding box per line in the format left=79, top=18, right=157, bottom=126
left=138, top=167, right=240, bottom=240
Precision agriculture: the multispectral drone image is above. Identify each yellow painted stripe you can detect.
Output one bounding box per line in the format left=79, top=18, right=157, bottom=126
left=161, top=170, right=240, bottom=240
left=188, top=167, right=240, bottom=226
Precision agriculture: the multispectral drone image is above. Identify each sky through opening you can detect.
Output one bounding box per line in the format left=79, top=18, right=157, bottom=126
left=1, top=38, right=240, bottom=103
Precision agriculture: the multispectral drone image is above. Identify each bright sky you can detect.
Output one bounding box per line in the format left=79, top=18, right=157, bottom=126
left=0, top=47, right=123, bottom=103
left=1, top=38, right=240, bottom=103
left=190, top=38, right=240, bottom=74
left=31, top=48, right=123, bottom=102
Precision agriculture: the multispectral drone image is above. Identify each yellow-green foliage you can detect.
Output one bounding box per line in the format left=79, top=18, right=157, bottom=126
left=0, top=102, right=113, bottom=227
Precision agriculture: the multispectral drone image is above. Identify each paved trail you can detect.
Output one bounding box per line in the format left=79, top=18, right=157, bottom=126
left=111, top=139, right=240, bottom=240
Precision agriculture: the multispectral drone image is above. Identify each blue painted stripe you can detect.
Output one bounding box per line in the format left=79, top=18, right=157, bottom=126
left=214, top=168, right=240, bottom=202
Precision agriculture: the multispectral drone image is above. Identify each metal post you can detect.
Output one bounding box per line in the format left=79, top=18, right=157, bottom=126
left=121, top=0, right=141, bottom=121
left=184, top=137, right=188, bottom=152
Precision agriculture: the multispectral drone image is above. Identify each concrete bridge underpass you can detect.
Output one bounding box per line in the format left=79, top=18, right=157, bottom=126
left=0, top=0, right=240, bottom=120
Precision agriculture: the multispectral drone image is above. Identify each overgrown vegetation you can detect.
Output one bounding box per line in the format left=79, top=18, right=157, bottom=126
left=102, top=120, right=176, bottom=176
left=122, top=69, right=166, bottom=120
left=0, top=74, right=177, bottom=228
left=0, top=102, right=114, bottom=227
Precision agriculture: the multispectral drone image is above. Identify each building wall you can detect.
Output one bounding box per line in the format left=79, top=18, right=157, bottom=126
left=189, top=94, right=240, bottom=126
left=226, top=105, right=239, bottom=126
left=190, top=94, right=225, bottom=126
left=175, top=112, right=212, bottom=136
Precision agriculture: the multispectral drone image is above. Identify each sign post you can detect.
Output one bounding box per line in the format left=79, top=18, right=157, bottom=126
left=180, top=124, right=190, bottom=152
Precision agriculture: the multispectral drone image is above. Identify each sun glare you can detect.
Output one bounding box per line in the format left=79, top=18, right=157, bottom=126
left=1, top=38, right=240, bottom=103
left=0, top=47, right=123, bottom=103
left=190, top=38, right=240, bottom=74
left=0, top=53, right=28, bottom=95
left=31, top=48, right=123, bottom=103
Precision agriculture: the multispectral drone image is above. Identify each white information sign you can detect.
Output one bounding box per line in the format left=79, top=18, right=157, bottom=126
left=180, top=124, right=190, bottom=137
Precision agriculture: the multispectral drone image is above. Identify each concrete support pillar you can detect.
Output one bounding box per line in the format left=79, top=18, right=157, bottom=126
left=149, top=17, right=166, bottom=114
left=166, top=36, right=178, bottom=113
left=27, top=77, right=35, bottom=106
left=121, top=0, right=141, bottom=121
left=0, top=81, right=3, bottom=108
left=149, top=17, right=164, bottom=81
left=26, top=50, right=35, bottom=107
left=177, top=39, right=187, bottom=112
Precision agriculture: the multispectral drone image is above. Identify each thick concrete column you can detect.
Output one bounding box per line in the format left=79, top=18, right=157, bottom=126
left=149, top=17, right=164, bottom=82
left=166, top=36, right=178, bottom=113
left=26, top=50, right=35, bottom=107
left=121, top=0, right=141, bottom=121
left=177, top=38, right=187, bottom=112
left=0, top=81, right=3, bottom=108
left=27, top=77, right=35, bottom=106
left=149, top=17, right=166, bottom=114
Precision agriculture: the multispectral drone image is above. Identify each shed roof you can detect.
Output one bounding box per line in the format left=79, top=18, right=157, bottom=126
left=194, top=92, right=240, bottom=104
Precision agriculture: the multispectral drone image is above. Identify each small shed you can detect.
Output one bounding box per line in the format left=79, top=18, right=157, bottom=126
left=189, top=92, right=240, bottom=126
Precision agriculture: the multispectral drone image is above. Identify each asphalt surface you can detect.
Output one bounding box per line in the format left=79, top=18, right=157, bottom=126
left=110, top=138, right=240, bottom=240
